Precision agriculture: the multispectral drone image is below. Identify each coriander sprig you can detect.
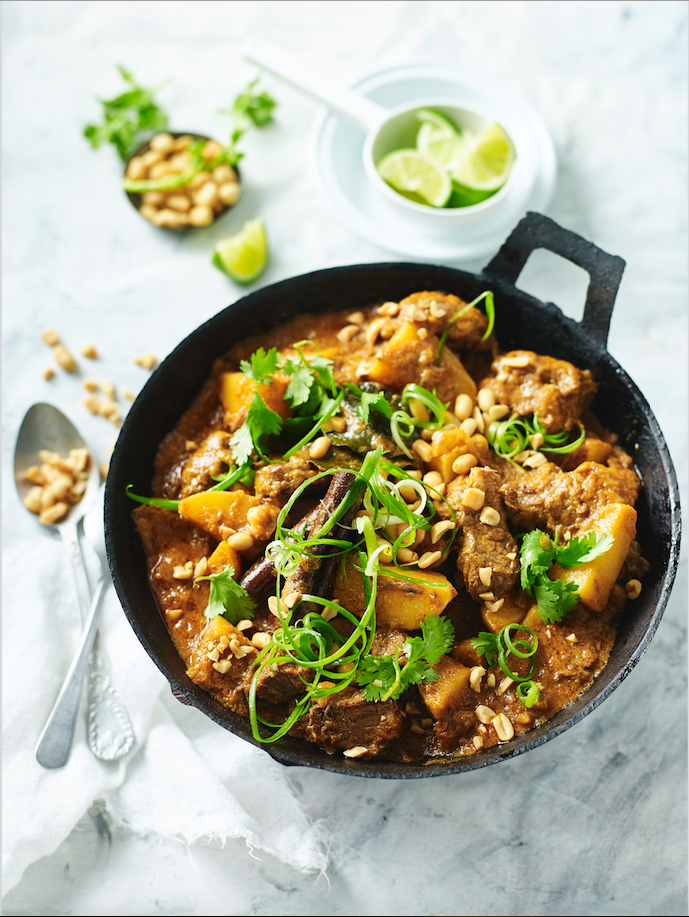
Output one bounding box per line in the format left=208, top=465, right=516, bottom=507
left=357, top=614, right=455, bottom=702
left=519, top=528, right=614, bottom=623
left=84, top=65, right=170, bottom=160
left=195, top=564, right=256, bottom=624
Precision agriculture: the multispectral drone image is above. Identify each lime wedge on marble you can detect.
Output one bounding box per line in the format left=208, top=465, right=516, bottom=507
left=212, top=219, right=269, bottom=284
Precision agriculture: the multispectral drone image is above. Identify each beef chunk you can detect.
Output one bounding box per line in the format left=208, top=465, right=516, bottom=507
left=186, top=616, right=255, bottom=717
left=397, top=291, right=489, bottom=349
left=481, top=351, right=597, bottom=432
left=500, top=460, right=640, bottom=536
left=446, top=466, right=519, bottom=602
left=243, top=661, right=313, bottom=705
left=418, top=656, right=476, bottom=753
left=180, top=430, right=234, bottom=498
left=302, top=687, right=403, bottom=756
left=253, top=459, right=317, bottom=505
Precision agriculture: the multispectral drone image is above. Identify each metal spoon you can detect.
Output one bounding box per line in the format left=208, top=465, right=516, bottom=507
left=14, top=403, right=132, bottom=766
left=82, top=485, right=135, bottom=760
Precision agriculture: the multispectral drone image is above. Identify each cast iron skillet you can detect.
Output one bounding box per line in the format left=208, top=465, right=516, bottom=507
left=105, top=212, right=681, bottom=778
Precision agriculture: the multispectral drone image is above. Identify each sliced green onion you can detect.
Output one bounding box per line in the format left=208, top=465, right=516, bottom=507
left=283, top=389, right=344, bottom=459
left=516, top=680, right=541, bottom=707
left=125, top=485, right=179, bottom=510
left=436, top=290, right=495, bottom=365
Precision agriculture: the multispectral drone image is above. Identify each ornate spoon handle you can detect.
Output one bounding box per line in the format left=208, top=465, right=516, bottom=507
left=75, top=523, right=136, bottom=761
left=87, top=627, right=135, bottom=760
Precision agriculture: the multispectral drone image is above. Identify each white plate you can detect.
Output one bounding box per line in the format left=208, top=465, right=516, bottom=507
left=309, top=64, right=557, bottom=263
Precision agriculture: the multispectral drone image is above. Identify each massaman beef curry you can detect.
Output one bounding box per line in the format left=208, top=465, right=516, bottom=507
left=132, top=290, right=648, bottom=761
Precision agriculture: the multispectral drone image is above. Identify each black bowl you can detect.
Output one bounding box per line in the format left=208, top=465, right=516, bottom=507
left=105, top=213, right=681, bottom=778
left=124, top=131, right=240, bottom=232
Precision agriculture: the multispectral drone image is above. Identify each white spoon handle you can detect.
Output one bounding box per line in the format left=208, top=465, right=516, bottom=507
left=242, top=37, right=386, bottom=132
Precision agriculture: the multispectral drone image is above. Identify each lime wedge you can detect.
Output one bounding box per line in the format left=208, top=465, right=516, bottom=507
left=212, top=219, right=269, bottom=284
left=450, top=122, right=515, bottom=192
left=447, top=182, right=497, bottom=208
left=414, top=108, right=460, bottom=133
left=376, top=149, right=452, bottom=208
left=417, top=121, right=470, bottom=173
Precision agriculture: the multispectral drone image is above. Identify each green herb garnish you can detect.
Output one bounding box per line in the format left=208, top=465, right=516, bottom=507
left=195, top=564, right=256, bottom=624
left=470, top=622, right=539, bottom=702
left=123, top=78, right=277, bottom=193
left=519, top=529, right=614, bottom=623
left=357, top=614, right=455, bottom=702
left=126, top=461, right=253, bottom=511
left=220, top=76, right=277, bottom=165
left=84, top=65, right=170, bottom=160
left=389, top=383, right=449, bottom=458
left=486, top=413, right=586, bottom=468
left=436, top=290, right=495, bottom=365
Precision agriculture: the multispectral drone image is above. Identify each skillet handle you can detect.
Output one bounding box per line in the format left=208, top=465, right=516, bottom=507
left=483, top=212, right=626, bottom=348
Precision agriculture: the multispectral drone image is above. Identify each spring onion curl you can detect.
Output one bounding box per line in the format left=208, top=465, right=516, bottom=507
left=390, top=383, right=449, bottom=459
left=247, top=448, right=458, bottom=744
left=126, top=461, right=253, bottom=511
left=516, top=680, right=541, bottom=707
left=436, top=290, right=495, bottom=366
left=486, top=413, right=586, bottom=468
left=471, top=622, right=539, bottom=691
left=496, top=623, right=538, bottom=683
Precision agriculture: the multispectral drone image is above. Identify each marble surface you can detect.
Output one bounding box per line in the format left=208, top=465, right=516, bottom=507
left=3, top=1, right=687, bottom=914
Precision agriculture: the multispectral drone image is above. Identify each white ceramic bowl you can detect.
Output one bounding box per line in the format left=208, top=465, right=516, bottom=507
left=362, top=98, right=519, bottom=232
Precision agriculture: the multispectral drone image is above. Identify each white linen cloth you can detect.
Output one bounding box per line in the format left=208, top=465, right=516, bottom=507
left=2, top=533, right=329, bottom=892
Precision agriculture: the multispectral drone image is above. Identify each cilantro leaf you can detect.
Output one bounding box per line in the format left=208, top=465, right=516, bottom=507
left=470, top=631, right=499, bottom=668
left=284, top=364, right=314, bottom=407
left=230, top=388, right=283, bottom=464
left=359, top=390, right=393, bottom=423
left=405, top=614, right=455, bottom=665
left=357, top=655, right=400, bottom=702
left=357, top=614, right=454, bottom=702
left=232, top=77, right=277, bottom=128
left=196, top=564, right=256, bottom=624
left=399, top=659, right=439, bottom=687
left=218, top=78, right=277, bottom=165
left=240, top=347, right=279, bottom=386
left=519, top=527, right=614, bottom=624
left=308, top=354, right=337, bottom=394
left=519, top=529, right=555, bottom=590
left=533, top=578, right=580, bottom=624
left=229, top=423, right=255, bottom=467
left=84, top=65, right=169, bottom=161
left=555, top=532, right=614, bottom=568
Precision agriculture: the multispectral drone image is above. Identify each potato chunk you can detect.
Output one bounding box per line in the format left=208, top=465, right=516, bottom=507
left=219, top=371, right=292, bottom=420
left=550, top=504, right=637, bottom=612
left=333, top=561, right=457, bottom=630
left=178, top=489, right=258, bottom=539
left=418, top=655, right=473, bottom=720
left=207, top=540, right=243, bottom=578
